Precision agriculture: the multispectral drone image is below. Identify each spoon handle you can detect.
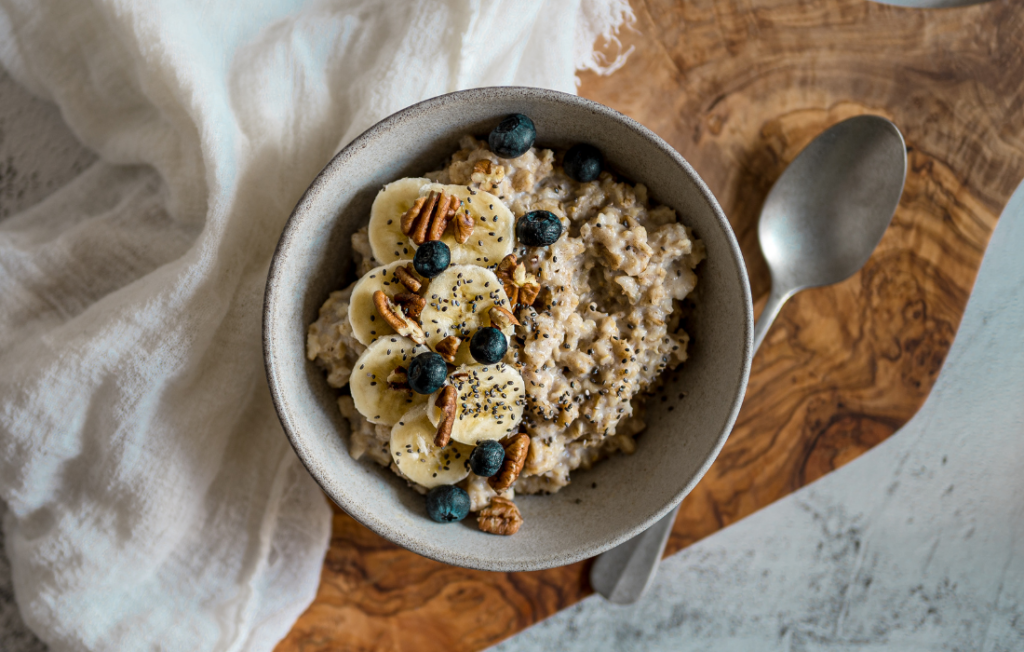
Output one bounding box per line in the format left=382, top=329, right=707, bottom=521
left=591, top=288, right=789, bottom=604
left=752, top=286, right=793, bottom=352
left=590, top=503, right=678, bottom=604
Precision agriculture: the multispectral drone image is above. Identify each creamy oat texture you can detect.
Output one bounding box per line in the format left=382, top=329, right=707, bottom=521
left=307, top=135, right=704, bottom=511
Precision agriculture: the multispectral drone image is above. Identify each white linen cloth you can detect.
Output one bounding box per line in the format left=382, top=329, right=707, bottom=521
left=0, top=1, right=633, bottom=650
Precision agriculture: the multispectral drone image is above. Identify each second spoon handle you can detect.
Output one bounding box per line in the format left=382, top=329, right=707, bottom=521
left=590, top=504, right=678, bottom=604
left=590, top=288, right=786, bottom=604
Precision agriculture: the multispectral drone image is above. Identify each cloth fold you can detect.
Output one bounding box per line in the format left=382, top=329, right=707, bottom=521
left=0, top=0, right=633, bottom=650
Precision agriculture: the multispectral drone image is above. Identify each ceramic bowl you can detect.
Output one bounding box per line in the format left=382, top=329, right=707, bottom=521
left=264, top=87, right=753, bottom=571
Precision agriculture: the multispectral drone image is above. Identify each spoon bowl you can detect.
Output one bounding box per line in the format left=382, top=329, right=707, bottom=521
left=759, top=115, right=907, bottom=292
left=753, top=115, right=907, bottom=350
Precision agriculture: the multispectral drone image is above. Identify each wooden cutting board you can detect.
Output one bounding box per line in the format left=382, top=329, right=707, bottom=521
left=276, top=1, right=1024, bottom=650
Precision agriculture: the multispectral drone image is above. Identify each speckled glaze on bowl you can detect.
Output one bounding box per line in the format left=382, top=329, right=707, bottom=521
left=264, top=87, right=753, bottom=572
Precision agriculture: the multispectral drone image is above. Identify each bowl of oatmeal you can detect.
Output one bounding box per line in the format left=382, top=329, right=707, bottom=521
left=264, top=87, right=753, bottom=571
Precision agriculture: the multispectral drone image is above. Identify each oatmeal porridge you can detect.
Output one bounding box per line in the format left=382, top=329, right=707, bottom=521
left=306, top=114, right=704, bottom=534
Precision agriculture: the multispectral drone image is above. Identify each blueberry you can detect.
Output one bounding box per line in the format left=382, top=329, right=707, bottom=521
left=563, top=143, right=603, bottom=182
left=516, top=210, right=563, bottom=247
left=469, top=440, right=505, bottom=477
left=413, top=240, right=450, bottom=278
left=488, top=114, right=536, bottom=159
left=426, top=485, right=471, bottom=523
left=407, top=352, right=447, bottom=394
left=469, top=327, right=507, bottom=364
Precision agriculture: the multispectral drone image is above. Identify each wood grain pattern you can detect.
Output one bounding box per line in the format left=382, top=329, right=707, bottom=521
left=277, top=1, right=1024, bottom=650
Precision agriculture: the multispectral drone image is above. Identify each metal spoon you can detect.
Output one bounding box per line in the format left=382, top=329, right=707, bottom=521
left=591, top=115, right=907, bottom=605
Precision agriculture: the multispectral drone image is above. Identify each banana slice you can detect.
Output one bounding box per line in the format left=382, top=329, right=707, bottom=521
left=423, top=183, right=515, bottom=266
left=420, top=265, right=514, bottom=365
left=368, top=178, right=514, bottom=266
left=427, top=362, right=526, bottom=445
left=348, top=260, right=422, bottom=346
left=390, top=405, right=473, bottom=488
left=350, top=336, right=430, bottom=426
left=368, top=177, right=430, bottom=264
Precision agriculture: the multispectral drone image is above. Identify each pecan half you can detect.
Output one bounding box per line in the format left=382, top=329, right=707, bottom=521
left=494, top=256, right=540, bottom=305
left=471, top=160, right=506, bottom=192
left=452, top=209, right=474, bottom=244
left=372, top=290, right=425, bottom=344
left=393, top=291, right=426, bottom=320
left=518, top=282, right=540, bottom=306
left=488, top=305, right=520, bottom=329
left=488, top=433, right=530, bottom=491
left=505, top=284, right=520, bottom=306
left=401, top=191, right=461, bottom=245
left=433, top=385, right=457, bottom=447
left=495, top=254, right=519, bottom=301
left=435, top=335, right=462, bottom=364
left=478, top=497, right=523, bottom=536
left=496, top=253, right=518, bottom=278
left=400, top=197, right=427, bottom=235
left=395, top=264, right=422, bottom=293
left=386, top=366, right=410, bottom=391
left=428, top=194, right=460, bottom=241
left=411, top=192, right=437, bottom=244
left=444, top=194, right=461, bottom=227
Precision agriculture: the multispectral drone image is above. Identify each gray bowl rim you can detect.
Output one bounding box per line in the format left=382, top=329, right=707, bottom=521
left=263, top=85, right=754, bottom=571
